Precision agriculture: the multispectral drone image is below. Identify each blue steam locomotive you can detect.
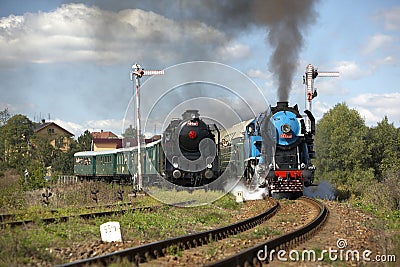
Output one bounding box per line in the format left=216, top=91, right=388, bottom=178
left=265, top=101, right=316, bottom=198
left=220, top=101, right=315, bottom=198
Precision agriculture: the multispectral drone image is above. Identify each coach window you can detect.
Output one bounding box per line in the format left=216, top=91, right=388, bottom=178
left=83, top=157, right=91, bottom=165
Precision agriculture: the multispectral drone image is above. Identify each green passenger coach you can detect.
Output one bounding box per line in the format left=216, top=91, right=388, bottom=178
left=74, top=140, right=162, bottom=182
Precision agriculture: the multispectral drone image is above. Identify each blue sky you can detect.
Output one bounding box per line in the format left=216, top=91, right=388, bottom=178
left=0, top=0, right=399, bottom=137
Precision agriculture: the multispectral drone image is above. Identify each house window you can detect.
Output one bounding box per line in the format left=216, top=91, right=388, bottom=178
left=47, top=128, right=55, bottom=134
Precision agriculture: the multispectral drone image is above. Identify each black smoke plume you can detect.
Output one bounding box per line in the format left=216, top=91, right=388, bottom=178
left=72, top=0, right=318, bottom=100
left=196, top=0, right=319, bottom=101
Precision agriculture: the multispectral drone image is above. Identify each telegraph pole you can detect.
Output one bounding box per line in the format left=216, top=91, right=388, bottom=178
left=130, top=64, right=164, bottom=190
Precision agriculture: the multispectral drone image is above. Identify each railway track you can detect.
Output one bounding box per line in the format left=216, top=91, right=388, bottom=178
left=57, top=198, right=280, bottom=267
left=0, top=202, right=135, bottom=223
left=207, top=196, right=329, bottom=267
left=1, top=203, right=156, bottom=229
left=57, top=197, right=327, bottom=266
left=0, top=200, right=198, bottom=229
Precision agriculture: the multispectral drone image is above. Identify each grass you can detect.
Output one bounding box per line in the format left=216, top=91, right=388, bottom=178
left=0, top=175, right=244, bottom=266
left=236, top=225, right=281, bottom=240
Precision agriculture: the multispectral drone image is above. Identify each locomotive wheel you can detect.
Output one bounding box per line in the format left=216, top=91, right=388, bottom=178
left=271, top=192, right=303, bottom=200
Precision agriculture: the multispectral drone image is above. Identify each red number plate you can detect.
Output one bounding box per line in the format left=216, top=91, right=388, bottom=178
left=280, top=133, right=292, bottom=138
left=187, top=121, right=198, bottom=126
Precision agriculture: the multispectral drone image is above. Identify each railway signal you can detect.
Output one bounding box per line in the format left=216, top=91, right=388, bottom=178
left=303, top=64, right=339, bottom=131
left=130, top=64, right=164, bottom=190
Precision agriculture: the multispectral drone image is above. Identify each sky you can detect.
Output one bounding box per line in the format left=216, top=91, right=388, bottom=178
left=0, top=0, right=399, bottom=138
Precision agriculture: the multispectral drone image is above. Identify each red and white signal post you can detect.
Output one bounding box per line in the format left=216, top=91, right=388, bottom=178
left=130, top=64, right=164, bottom=190
left=304, top=64, right=339, bottom=131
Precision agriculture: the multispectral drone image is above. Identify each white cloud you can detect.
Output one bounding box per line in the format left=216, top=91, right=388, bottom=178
left=312, top=101, right=333, bottom=122
left=348, top=92, right=400, bottom=126
left=380, top=6, right=400, bottom=31
left=247, top=69, right=272, bottom=80
left=333, top=61, right=369, bottom=80
left=373, top=55, right=397, bottom=65
left=0, top=4, right=229, bottom=68
left=53, top=119, right=84, bottom=136
left=362, top=34, right=393, bottom=55
left=313, top=79, right=348, bottom=96
left=218, top=42, right=250, bottom=60
left=53, top=118, right=124, bottom=137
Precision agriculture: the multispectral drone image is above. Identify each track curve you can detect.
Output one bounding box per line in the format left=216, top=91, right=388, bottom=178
left=206, top=196, right=329, bottom=267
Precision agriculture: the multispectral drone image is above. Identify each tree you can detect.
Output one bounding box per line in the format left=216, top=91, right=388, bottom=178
left=367, top=116, right=400, bottom=181
left=122, top=124, right=136, bottom=138
left=0, top=114, right=34, bottom=170
left=77, top=130, right=93, bottom=151
left=315, top=103, right=373, bottom=190
left=30, top=134, right=55, bottom=167
left=0, top=108, right=11, bottom=126
left=122, top=124, right=144, bottom=147
left=52, top=138, right=79, bottom=175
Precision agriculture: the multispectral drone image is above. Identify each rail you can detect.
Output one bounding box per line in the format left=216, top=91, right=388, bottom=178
left=206, top=196, right=329, bottom=266
left=57, top=199, right=280, bottom=267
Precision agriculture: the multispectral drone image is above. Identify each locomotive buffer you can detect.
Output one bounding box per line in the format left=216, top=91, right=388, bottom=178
left=130, top=64, right=164, bottom=190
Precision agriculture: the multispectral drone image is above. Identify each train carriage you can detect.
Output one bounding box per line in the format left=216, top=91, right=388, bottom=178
left=74, top=140, right=164, bottom=183
left=74, top=151, right=96, bottom=179
left=220, top=120, right=249, bottom=180
left=144, top=140, right=163, bottom=175
left=95, top=151, right=117, bottom=178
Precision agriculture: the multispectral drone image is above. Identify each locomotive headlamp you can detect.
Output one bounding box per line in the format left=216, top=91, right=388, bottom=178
left=188, top=130, right=197, bottom=139
left=281, top=124, right=291, bottom=133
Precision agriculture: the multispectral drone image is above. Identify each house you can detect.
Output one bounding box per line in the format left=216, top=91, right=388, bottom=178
left=91, top=130, right=122, bottom=151
left=34, top=119, right=74, bottom=152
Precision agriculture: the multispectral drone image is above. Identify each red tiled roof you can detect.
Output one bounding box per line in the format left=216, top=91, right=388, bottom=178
left=92, top=131, right=118, bottom=139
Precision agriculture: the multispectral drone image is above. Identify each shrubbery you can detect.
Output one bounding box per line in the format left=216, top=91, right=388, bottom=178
left=315, top=103, right=400, bottom=218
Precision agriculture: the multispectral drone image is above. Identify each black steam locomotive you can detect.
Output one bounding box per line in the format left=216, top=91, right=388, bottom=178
left=163, top=110, right=221, bottom=186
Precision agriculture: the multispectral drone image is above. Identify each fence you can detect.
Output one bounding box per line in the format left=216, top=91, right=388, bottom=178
left=57, top=175, right=78, bottom=184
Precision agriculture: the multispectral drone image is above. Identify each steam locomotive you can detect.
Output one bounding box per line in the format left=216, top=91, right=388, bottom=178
left=163, top=110, right=221, bottom=186
left=265, top=101, right=316, bottom=198
left=220, top=101, right=316, bottom=199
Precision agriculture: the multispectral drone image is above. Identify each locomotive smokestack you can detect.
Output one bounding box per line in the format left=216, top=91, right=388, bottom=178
left=276, top=101, right=289, bottom=108
left=182, top=110, right=200, bottom=120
